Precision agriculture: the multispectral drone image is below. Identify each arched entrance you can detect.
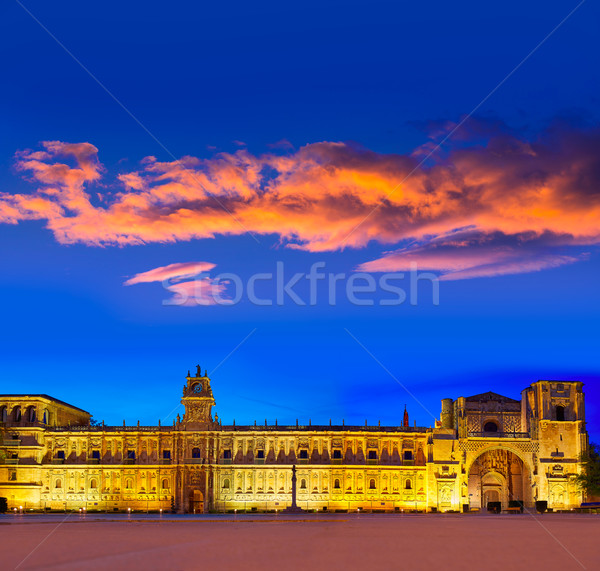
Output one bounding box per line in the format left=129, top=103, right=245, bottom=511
left=481, top=472, right=504, bottom=506
left=468, top=448, right=529, bottom=510
left=189, top=489, right=204, bottom=513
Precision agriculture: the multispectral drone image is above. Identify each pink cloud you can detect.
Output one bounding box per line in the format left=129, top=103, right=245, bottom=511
left=163, top=278, right=230, bottom=306
left=124, top=261, right=216, bottom=286
left=357, top=231, right=586, bottom=280
left=124, top=261, right=228, bottom=305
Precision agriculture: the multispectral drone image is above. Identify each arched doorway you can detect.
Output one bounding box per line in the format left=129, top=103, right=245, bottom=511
left=481, top=472, right=504, bottom=506
left=468, top=448, right=528, bottom=510
left=189, top=489, right=204, bottom=513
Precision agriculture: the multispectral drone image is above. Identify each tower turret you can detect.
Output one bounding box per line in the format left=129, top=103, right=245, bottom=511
left=180, top=364, right=217, bottom=430
left=441, top=398, right=454, bottom=429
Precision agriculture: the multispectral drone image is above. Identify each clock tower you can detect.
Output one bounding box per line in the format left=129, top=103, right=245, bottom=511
left=181, top=364, right=217, bottom=430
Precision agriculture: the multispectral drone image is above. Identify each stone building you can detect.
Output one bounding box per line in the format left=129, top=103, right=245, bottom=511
left=0, top=367, right=589, bottom=513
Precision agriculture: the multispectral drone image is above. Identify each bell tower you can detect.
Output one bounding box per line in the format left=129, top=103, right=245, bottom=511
left=181, top=364, right=217, bottom=430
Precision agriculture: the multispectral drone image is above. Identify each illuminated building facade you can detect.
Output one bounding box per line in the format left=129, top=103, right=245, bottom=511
left=0, top=367, right=589, bottom=513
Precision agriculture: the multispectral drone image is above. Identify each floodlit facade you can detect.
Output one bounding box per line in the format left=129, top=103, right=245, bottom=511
left=0, top=367, right=589, bottom=513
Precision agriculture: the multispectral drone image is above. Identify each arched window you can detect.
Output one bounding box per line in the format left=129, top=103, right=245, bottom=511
left=0, top=406, right=7, bottom=423
left=484, top=421, right=498, bottom=433
left=556, top=406, right=565, bottom=421
left=222, top=478, right=230, bottom=489
left=13, top=406, right=21, bottom=422
left=90, top=479, right=97, bottom=489
left=27, top=406, right=36, bottom=422
left=334, top=479, right=340, bottom=489
left=125, top=478, right=133, bottom=490
left=192, top=447, right=201, bottom=459
left=55, top=478, right=62, bottom=489
left=369, top=479, right=376, bottom=489
left=42, top=409, right=48, bottom=424
left=162, top=478, right=169, bottom=489
left=300, top=479, right=307, bottom=489
left=405, top=479, right=412, bottom=490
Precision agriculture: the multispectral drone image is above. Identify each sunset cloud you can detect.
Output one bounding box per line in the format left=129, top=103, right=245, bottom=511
left=124, top=261, right=216, bottom=286
left=2, top=120, right=600, bottom=279
left=124, top=261, right=226, bottom=305
left=357, top=230, right=586, bottom=280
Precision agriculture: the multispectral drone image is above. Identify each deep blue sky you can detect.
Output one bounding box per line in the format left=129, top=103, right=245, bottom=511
left=0, top=1, right=598, bottom=438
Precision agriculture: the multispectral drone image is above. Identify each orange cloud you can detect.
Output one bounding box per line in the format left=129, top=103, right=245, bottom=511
left=2, top=121, right=600, bottom=279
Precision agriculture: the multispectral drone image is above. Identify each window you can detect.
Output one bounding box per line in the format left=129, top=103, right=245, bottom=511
left=28, top=406, right=36, bottom=422
left=9, top=470, right=16, bottom=481
left=256, top=450, right=265, bottom=459
left=405, top=480, right=412, bottom=490
left=127, top=450, right=136, bottom=459
left=332, top=450, right=342, bottom=459
left=483, top=421, right=498, bottom=432
left=125, top=478, right=133, bottom=489
left=300, top=479, right=307, bottom=489
left=163, top=450, right=171, bottom=459
left=334, top=479, right=340, bottom=489
left=368, top=450, right=378, bottom=460
left=369, top=479, right=376, bottom=489
left=403, top=451, right=413, bottom=461
left=299, top=450, right=308, bottom=459
left=55, top=478, right=62, bottom=489
left=56, top=450, right=65, bottom=459
left=556, top=406, right=565, bottom=422
left=0, top=406, right=7, bottom=423
left=13, top=406, right=21, bottom=422
left=222, top=478, right=230, bottom=489
left=42, top=410, right=48, bottom=424
left=223, top=449, right=232, bottom=459
left=92, top=450, right=100, bottom=460
left=90, top=479, right=97, bottom=489
left=192, top=447, right=201, bottom=458
left=161, top=478, right=169, bottom=489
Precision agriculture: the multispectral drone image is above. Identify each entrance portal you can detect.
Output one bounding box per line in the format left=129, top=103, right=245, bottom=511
left=468, top=449, right=526, bottom=510
left=189, top=490, right=204, bottom=514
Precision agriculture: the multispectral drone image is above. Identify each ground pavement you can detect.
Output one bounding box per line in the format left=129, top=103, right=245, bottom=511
left=1, top=512, right=598, bottom=570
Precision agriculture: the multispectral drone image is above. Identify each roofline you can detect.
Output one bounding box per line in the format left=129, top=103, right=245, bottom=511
left=463, top=391, right=520, bottom=403
left=0, top=394, right=91, bottom=415
left=533, top=379, right=583, bottom=384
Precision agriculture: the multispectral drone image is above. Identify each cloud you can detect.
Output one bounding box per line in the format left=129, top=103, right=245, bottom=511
left=124, top=261, right=227, bottom=305
left=357, top=230, right=586, bottom=280
left=267, top=139, right=294, bottom=150
left=163, top=277, right=230, bottom=306
left=124, top=261, right=216, bottom=285
left=2, top=120, right=600, bottom=279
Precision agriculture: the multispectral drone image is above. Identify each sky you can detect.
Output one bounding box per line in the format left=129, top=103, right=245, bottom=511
left=0, top=0, right=598, bottom=439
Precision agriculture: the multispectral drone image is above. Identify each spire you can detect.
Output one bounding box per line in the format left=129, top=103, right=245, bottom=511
left=403, top=405, right=409, bottom=428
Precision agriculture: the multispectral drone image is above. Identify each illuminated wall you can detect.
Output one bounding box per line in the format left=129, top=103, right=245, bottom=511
left=0, top=378, right=588, bottom=513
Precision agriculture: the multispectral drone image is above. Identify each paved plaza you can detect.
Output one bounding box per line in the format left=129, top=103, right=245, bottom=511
left=0, top=512, right=598, bottom=570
